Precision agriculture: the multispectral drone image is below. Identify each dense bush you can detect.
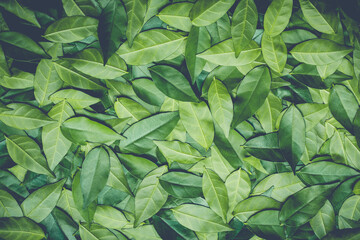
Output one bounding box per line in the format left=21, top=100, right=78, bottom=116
left=0, top=0, right=360, bottom=239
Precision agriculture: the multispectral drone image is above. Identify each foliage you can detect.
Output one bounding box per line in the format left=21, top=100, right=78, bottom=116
left=0, top=0, right=360, bottom=239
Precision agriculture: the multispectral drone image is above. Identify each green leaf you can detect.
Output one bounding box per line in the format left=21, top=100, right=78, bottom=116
left=34, top=59, right=63, bottom=107
left=0, top=0, right=40, bottom=27
left=122, top=224, right=162, bottom=240
left=154, top=140, right=204, bottom=166
left=279, top=182, right=338, bottom=227
left=118, top=153, right=157, bottom=179
left=256, top=92, right=282, bottom=133
left=120, top=112, right=180, bottom=154
left=149, top=64, right=198, bottom=102
left=252, top=172, right=305, bottom=202
left=189, top=0, right=236, bottom=27
left=80, top=147, right=110, bottom=208
left=208, top=78, right=233, bottom=138
left=79, top=223, right=118, bottom=240
left=231, top=0, right=258, bottom=57
left=117, top=29, right=186, bottom=65
left=297, top=161, right=359, bottom=185
left=132, top=78, right=165, bottom=106
left=290, top=39, right=352, bottom=65
left=159, top=171, right=203, bottom=198
left=6, top=135, right=54, bottom=177
left=72, top=171, right=96, bottom=223
left=21, top=179, right=66, bottom=222
left=172, top=204, right=233, bottom=232
left=233, top=66, right=271, bottom=127
left=299, top=0, right=337, bottom=34
left=279, top=105, right=306, bottom=173
left=123, top=0, right=147, bottom=47
left=310, top=200, right=336, bottom=239
left=62, top=0, right=85, bottom=16
left=43, top=101, right=74, bottom=170
left=0, top=189, right=23, bottom=217
left=247, top=210, right=286, bottom=239
left=329, top=84, right=359, bottom=134
left=135, top=165, right=168, bottom=227
left=264, top=0, right=293, bottom=36
left=185, top=26, right=211, bottom=83
left=225, top=169, right=251, bottom=217
left=0, top=103, right=54, bottom=130
left=57, top=189, right=84, bottom=222
left=0, top=217, right=45, bottom=240
left=202, top=168, right=229, bottom=222
left=106, top=148, right=132, bottom=195
left=93, top=205, right=129, bottom=230
left=197, top=39, right=261, bottom=66
left=1, top=69, right=34, bottom=89
left=233, top=196, right=281, bottom=222
left=53, top=60, right=106, bottom=90
left=179, top=101, right=214, bottom=150
left=323, top=228, right=360, bottom=240
left=114, top=97, right=151, bottom=124
left=98, top=0, right=127, bottom=63
left=61, top=117, right=123, bottom=145
left=297, top=103, right=329, bottom=131
left=158, top=2, right=193, bottom=32
left=70, top=48, right=127, bottom=79
left=50, top=89, right=100, bottom=110
left=261, top=33, right=287, bottom=73
left=0, top=32, right=49, bottom=60
left=44, top=16, right=99, bottom=43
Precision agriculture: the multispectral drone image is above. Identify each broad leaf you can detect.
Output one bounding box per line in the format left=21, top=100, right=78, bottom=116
left=21, top=179, right=66, bottom=222
left=50, top=89, right=100, bottom=109
left=264, top=0, right=293, bottom=36
left=44, top=16, right=98, bottom=43
left=159, top=171, right=203, bottom=198
left=80, top=147, right=110, bottom=208
left=123, top=0, right=147, bottom=47
left=158, top=3, right=193, bottom=32
left=189, top=0, right=236, bottom=27
left=135, top=165, right=168, bottom=227
left=93, top=205, right=129, bottom=230
left=61, top=117, right=123, bottom=145
left=231, top=0, right=258, bottom=57
left=172, top=204, right=233, bottom=232
left=117, top=29, right=186, bottom=65
left=179, top=101, right=214, bottom=150
left=6, top=135, right=54, bottom=177
left=233, top=66, right=271, bottom=127
left=261, top=33, right=287, bottom=73
left=278, top=105, right=306, bottom=173
left=247, top=210, right=286, bottom=239
left=0, top=189, right=23, bottom=217
left=0, top=217, right=45, bottom=240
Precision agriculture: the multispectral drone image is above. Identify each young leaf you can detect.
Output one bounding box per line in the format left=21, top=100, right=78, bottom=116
left=6, top=135, right=54, bottom=177
left=0, top=217, right=45, bottom=240
left=120, top=112, right=180, bottom=154
left=134, top=165, right=168, bottom=227
left=290, top=39, right=352, bottom=65
left=123, top=0, right=147, bottom=47
left=231, top=0, right=258, bottom=57
left=172, top=204, right=233, bottom=232
left=264, top=0, right=293, bottom=36
left=98, top=0, right=127, bottom=63
left=154, top=140, right=204, bottom=166
left=208, top=78, right=233, bottom=138
left=329, top=85, right=359, bottom=134
left=0, top=103, right=54, bottom=130
left=278, top=105, right=306, bottom=173
left=279, top=182, right=338, bottom=227
left=233, top=66, right=271, bottom=127
left=34, top=59, right=63, bottom=107
left=179, top=101, right=214, bottom=150
left=44, top=16, right=99, bottom=43
left=189, top=0, right=236, bottom=27
left=117, top=29, right=186, bottom=65
left=43, top=101, right=74, bottom=170
left=261, top=33, right=287, bottom=73
left=80, top=147, right=110, bottom=208
left=61, top=117, right=123, bottom=145
left=21, top=179, right=66, bottom=222
left=202, top=168, right=229, bottom=222
left=149, top=65, right=198, bottom=102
